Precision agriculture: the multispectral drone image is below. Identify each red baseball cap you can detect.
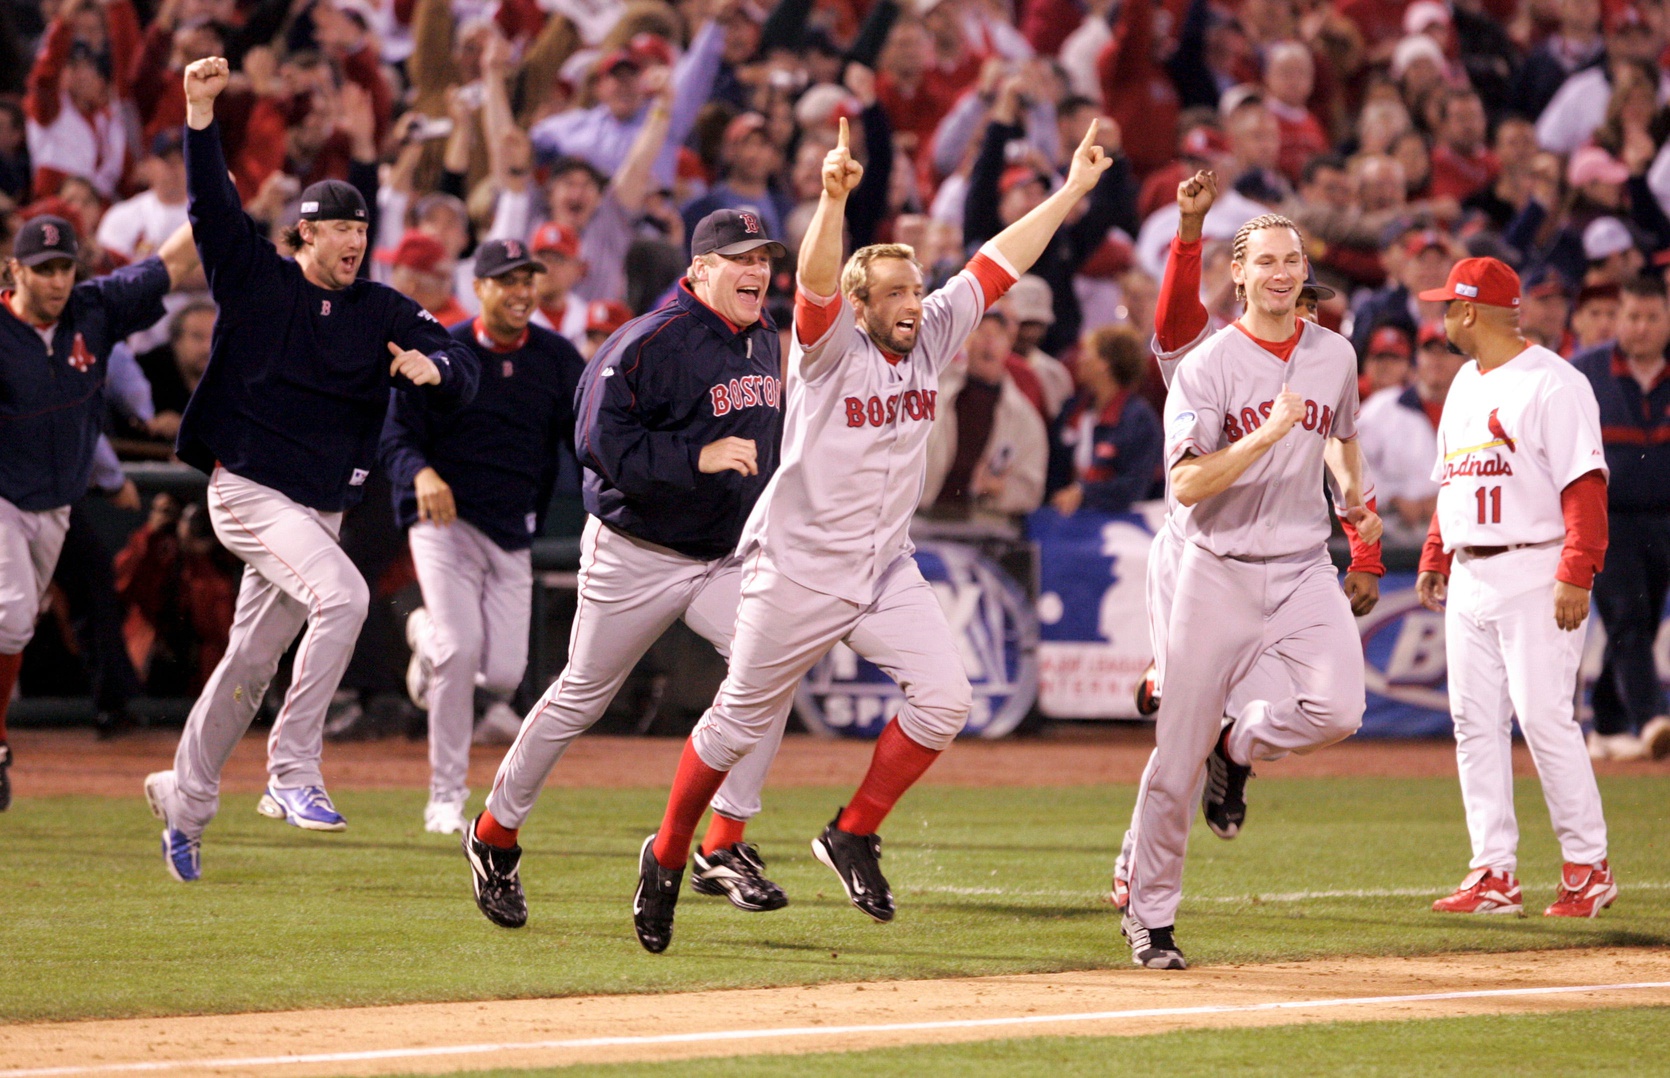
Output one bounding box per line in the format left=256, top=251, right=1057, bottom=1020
left=585, top=299, right=632, bottom=335
left=1403, top=229, right=1448, bottom=257
left=530, top=221, right=581, bottom=260
left=375, top=229, right=449, bottom=273
left=1417, top=257, right=1521, bottom=308
left=1367, top=325, right=1411, bottom=358
left=999, top=166, right=1051, bottom=196
left=1418, top=322, right=1447, bottom=347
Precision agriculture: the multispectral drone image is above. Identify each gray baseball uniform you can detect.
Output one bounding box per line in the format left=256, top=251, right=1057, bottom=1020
left=1127, top=321, right=1366, bottom=929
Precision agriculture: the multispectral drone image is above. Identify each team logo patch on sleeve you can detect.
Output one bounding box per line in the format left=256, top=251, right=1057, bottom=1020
left=350, top=468, right=369, bottom=486
left=1169, top=410, right=1196, bottom=430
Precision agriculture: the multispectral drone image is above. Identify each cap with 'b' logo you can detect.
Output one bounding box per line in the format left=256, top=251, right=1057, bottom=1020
left=14, top=215, right=79, bottom=267
left=690, top=208, right=786, bottom=259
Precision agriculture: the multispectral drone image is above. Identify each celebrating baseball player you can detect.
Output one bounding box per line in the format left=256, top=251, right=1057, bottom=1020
left=1109, top=171, right=1384, bottom=915
left=625, top=118, right=1115, bottom=955
left=380, top=239, right=585, bottom=837
left=144, top=58, right=479, bottom=883
left=0, top=215, right=199, bottom=812
left=1414, top=257, right=1616, bottom=919
left=460, top=207, right=788, bottom=931
left=1121, top=210, right=1379, bottom=970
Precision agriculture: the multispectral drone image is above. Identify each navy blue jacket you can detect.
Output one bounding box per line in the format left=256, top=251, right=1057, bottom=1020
left=1046, top=388, right=1164, bottom=513
left=576, top=280, right=781, bottom=560
left=381, top=319, right=584, bottom=551
left=175, top=122, right=478, bottom=512
left=1572, top=344, right=1670, bottom=512
left=1, top=258, right=170, bottom=511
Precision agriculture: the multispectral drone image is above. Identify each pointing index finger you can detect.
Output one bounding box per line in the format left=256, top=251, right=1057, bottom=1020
left=837, top=116, right=849, bottom=151
left=1079, top=118, right=1098, bottom=153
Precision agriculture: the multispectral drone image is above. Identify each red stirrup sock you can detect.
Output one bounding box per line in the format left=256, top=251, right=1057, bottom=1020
left=0, top=652, right=22, bottom=743
left=652, top=739, right=729, bottom=870
left=474, top=809, right=519, bottom=849
left=838, top=719, right=942, bottom=835
left=700, top=812, right=748, bottom=855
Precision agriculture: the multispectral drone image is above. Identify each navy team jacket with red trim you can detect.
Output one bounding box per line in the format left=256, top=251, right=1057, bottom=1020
left=575, top=280, right=782, bottom=561
left=175, top=121, right=478, bottom=512
left=380, top=319, right=585, bottom=552
left=1572, top=343, right=1670, bottom=511
left=0, top=257, right=169, bottom=511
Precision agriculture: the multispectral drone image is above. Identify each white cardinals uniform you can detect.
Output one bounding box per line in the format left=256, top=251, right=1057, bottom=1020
left=1127, top=321, right=1367, bottom=929
left=1430, top=344, right=1610, bottom=873
left=685, top=247, right=1019, bottom=773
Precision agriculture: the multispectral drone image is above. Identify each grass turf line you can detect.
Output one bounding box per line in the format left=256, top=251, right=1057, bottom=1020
left=416, top=1005, right=1670, bottom=1077
left=2, top=777, right=1667, bottom=1022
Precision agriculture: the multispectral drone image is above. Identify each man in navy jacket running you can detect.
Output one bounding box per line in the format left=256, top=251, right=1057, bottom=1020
left=146, top=57, right=478, bottom=883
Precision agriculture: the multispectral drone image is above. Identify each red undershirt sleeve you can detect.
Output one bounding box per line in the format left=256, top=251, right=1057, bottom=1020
left=1418, top=509, right=1453, bottom=578
left=793, top=285, right=843, bottom=347
left=1341, top=495, right=1385, bottom=576
left=1154, top=235, right=1208, bottom=353
left=969, top=244, right=1020, bottom=308
left=1557, top=470, right=1608, bottom=589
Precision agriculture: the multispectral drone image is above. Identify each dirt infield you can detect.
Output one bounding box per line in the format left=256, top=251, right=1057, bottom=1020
left=3, top=948, right=1667, bottom=1076
left=10, top=725, right=1666, bottom=799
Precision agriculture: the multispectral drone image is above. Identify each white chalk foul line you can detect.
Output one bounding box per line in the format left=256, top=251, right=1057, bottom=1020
left=5, top=981, right=1670, bottom=1077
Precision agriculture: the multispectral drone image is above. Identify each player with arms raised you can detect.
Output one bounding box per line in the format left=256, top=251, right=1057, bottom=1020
left=1122, top=211, right=1379, bottom=969
left=628, top=118, right=1117, bottom=953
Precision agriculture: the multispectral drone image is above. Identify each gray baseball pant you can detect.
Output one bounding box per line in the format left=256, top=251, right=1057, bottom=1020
left=408, top=519, right=532, bottom=805
left=485, top=516, right=782, bottom=829
left=1128, top=542, right=1364, bottom=928
left=0, top=497, right=70, bottom=654
left=171, top=468, right=369, bottom=836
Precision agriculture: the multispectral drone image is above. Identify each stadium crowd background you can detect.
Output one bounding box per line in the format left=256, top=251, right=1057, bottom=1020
left=6, top=0, right=1670, bottom=739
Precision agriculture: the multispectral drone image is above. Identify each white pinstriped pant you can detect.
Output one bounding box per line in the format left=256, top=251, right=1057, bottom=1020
left=170, top=468, right=368, bottom=836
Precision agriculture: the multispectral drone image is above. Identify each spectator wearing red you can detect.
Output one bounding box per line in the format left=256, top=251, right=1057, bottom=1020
left=581, top=300, right=632, bottom=360
left=26, top=19, right=129, bottom=200
left=528, top=221, right=588, bottom=344
left=1263, top=42, right=1328, bottom=184
left=1427, top=88, right=1498, bottom=202
left=876, top=19, right=960, bottom=154
left=1097, top=0, right=1179, bottom=178
left=377, top=230, right=468, bottom=328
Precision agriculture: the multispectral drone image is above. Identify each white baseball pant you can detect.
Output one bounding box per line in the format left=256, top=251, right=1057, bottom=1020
left=1114, top=525, right=1303, bottom=887
left=485, top=516, right=782, bottom=829
left=1445, top=544, right=1607, bottom=872
left=170, top=467, right=369, bottom=836
left=689, top=549, right=971, bottom=774
left=1128, top=543, right=1364, bottom=928
left=408, top=519, right=533, bottom=805
left=0, top=497, right=71, bottom=654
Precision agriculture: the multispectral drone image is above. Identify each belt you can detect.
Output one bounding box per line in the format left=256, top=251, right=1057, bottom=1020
left=1462, top=540, right=1559, bottom=558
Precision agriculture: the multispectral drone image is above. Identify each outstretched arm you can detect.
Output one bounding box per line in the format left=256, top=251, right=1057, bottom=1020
left=985, top=121, right=1115, bottom=278
left=797, top=116, right=863, bottom=300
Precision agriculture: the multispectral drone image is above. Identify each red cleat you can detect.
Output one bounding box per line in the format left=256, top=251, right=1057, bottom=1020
left=1544, top=861, right=1617, bottom=918
left=1432, top=868, right=1523, bottom=914
left=1134, top=663, right=1160, bottom=716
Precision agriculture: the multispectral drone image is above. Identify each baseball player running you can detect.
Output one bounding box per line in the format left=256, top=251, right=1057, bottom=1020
left=461, top=208, right=788, bottom=931
left=1121, top=211, right=1378, bottom=970
left=1414, top=258, right=1616, bottom=918
left=1, top=215, right=199, bottom=811
left=145, top=58, right=479, bottom=883
left=381, top=239, right=585, bottom=836
left=1110, top=172, right=1383, bottom=913
left=627, top=120, right=1115, bottom=955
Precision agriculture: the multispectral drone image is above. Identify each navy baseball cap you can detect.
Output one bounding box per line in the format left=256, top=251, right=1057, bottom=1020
left=474, top=238, right=546, bottom=279
left=298, top=180, right=368, bottom=223
left=691, top=208, right=786, bottom=259
left=13, top=215, right=79, bottom=267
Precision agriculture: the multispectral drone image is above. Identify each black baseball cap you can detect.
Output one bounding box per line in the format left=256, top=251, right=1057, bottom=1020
left=298, top=179, right=368, bottom=222
left=1299, top=269, right=1336, bottom=301
left=13, top=215, right=79, bottom=267
left=474, top=238, right=546, bottom=279
left=691, top=208, right=786, bottom=258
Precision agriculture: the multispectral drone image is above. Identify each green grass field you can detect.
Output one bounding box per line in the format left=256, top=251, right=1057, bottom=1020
left=409, top=1007, right=1670, bottom=1077
left=4, top=775, right=1667, bottom=1024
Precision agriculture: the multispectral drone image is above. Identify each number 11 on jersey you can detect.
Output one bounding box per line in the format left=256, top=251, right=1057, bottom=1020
left=1475, top=485, right=1502, bottom=524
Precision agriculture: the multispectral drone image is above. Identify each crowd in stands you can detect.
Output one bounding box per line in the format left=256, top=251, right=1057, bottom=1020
left=9, top=0, right=1670, bottom=716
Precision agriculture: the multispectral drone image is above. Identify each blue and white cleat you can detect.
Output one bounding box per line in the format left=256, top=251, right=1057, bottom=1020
left=145, top=770, right=200, bottom=882
left=257, top=783, right=347, bottom=831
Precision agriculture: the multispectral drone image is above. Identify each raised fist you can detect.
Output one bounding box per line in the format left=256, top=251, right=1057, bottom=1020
left=1178, top=170, right=1218, bottom=219
left=183, top=56, right=230, bottom=107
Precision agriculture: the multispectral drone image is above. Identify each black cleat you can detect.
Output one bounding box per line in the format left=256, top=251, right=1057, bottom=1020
left=633, top=834, right=682, bottom=953
left=1134, top=662, right=1160, bottom=716
left=462, top=815, right=528, bottom=928
left=0, top=742, right=10, bottom=812
left=811, top=808, right=895, bottom=923
left=1203, top=722, right=1252, bottom=840
left=1121, top=914, right=1188, bottom=969
left=691, top=842, right=789, bottom=911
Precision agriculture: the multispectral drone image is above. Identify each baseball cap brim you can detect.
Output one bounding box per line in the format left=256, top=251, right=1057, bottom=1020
left=710, top=237, right=787, bottom=258
left=485, top=255, right=547, bottom=277
left=1301, top=282, right=1337, bottom=300
left=17, top=250, right=77, bottom=268
left=1416, top=285, right=1459, bottom=302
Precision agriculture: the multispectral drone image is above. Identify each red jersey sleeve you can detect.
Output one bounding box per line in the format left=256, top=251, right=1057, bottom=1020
left=1341, top=495, right=1385, bottom=576
left=793, top=285, right=844, bottom=347
left=968, top=245, right=1019, bottom=308
left=1155, top=235, right=1207, bottom=353
left=1557, top=470, right=1608, bottom=589
left=1418, top=509, right=1453, bottom=577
